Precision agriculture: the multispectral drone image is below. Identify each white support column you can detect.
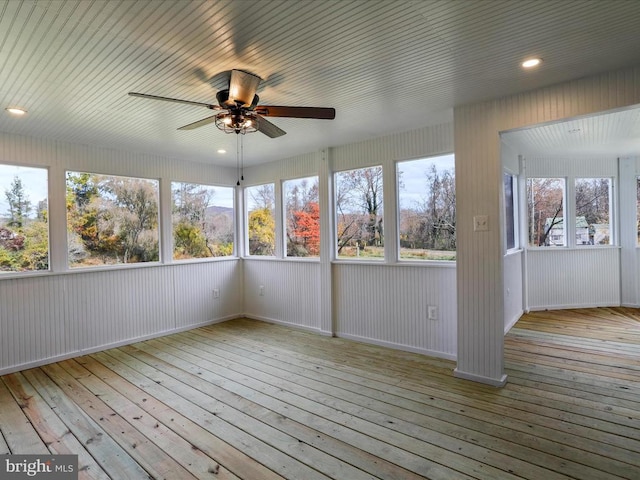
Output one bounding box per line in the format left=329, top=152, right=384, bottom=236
left=318, top=148, right=335, bottom=335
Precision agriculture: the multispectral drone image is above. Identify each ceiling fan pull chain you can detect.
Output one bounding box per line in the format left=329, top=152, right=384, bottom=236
left=236, top=133, right=241, bottom=186
left=241, top=134, right=245, bottom=181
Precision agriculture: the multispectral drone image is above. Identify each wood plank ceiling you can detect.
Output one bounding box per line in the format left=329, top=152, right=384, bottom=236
left=0, top=0, right=640, bottom=167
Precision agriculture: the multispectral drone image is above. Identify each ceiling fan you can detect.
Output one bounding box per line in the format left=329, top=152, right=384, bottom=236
left=128, top=69, right=335, bottom=138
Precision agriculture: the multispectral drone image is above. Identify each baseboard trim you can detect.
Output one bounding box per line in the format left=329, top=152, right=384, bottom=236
left=504, top=309, right=524, bottom=334
left=527, top=302, right=619, bottom=311
left=453, top=368, right=508, bottom=387
left=0, top=314, right=239, bottom=376
left=242, top=313, right=329, bottom=336
left=337, top=332, right=457, bottom=361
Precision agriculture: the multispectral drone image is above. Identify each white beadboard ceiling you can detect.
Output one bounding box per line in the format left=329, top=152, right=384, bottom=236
left=503, top=107, right=640, bottom=157
left=0, top=0, right=640, bottom=167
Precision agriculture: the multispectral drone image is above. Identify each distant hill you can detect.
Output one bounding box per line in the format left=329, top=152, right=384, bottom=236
left=206, top=205, right=234, bottom=217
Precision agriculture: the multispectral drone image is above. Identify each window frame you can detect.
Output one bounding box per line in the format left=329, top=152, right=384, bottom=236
left=333, top=165, right=385, bottom=262
left=282, top=175, right=320, bottom=259
left=0, top=163, right=50, bottom=274
left=244, top=182, right=276, bottom=257
left=171, top=181, right=235, bottom=261
left=65, top=170, right=161, bottom=269
left=525, top=176, right=567, bottom=248
left=396, top=154, right=456, bottom=263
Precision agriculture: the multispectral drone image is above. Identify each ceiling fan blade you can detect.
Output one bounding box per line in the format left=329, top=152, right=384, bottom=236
left=257, top=115, right=286, bottom=138
left=128, top=92, right=220, bottom=110
left=178, top=115, right=219, bottom=130
left=255, top=105, right=335, bottom=120
left=228, top=70, right=262, bottom=107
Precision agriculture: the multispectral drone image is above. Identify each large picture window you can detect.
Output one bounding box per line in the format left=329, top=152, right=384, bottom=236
left=526, top=177, right=565, bottom=247
left=0, top=164, right=49, bottom=272
left=284, top=176, right=320, bottom=257
left=335, top=166, right=383, bottom=259
left=172, top=182, right=234, bottom=259
left=66, top=172, right=160, bottom=267
left=246, top=183, right=275, bottom=256
left=397, top=155, right=456, bottom=261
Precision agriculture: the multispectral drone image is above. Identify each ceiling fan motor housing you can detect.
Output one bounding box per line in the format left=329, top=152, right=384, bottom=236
left=216, top=89, right=259, bottom=109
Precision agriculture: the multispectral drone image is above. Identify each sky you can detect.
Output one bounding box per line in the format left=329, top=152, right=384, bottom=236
left=0, top=164, right=48, bottom=218
left=397, top=154, right=455, bottom=207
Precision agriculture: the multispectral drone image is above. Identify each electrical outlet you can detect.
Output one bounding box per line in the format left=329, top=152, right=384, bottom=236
left=428, top=305, right=438, bottom=320
left=213, top=288, right=220, bottom=298
left=473, top=215, right=489, bottom=232
left=259, top=285, right=265, bottom=296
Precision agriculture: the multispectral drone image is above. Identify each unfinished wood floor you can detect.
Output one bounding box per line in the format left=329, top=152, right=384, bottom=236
left=1, top=309, right=639, bottom=479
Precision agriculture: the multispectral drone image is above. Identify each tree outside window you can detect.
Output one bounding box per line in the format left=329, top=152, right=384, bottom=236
left=0, top=164, right=49, bottom=272
left=284, top=176, right=319, bottom=257
left=246, top=183, right=275, bottom=256
left=575, top=178, right=611, bottom=246
left=335, top=166, right=383, bottom=259
left=526, top=178, right=565, bottom=247
left=397, top=155, right=456, bottom=261
left=172, top=182, right=234, bottom=259
left=66, top=172, right=159, bottom=267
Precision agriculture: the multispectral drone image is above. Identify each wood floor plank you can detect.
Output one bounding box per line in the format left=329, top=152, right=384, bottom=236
left=73, top=356, right=284, bottom=480
left=121, top=343, right=424, bottom=480
left=0, top=375, right=50, bottom=455
left=2, top=372, right=110, bottom=480
left=92, top=350, right=335, bottom=480
left=20, top=368, right=153, bottom=479
left=40, top=361, right=225, bottom=480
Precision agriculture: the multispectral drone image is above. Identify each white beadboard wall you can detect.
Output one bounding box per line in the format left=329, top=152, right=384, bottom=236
left=243, top=260, right=321, bottom=331
left=454, top=65, right=640, bottom=386
left=526, top=248, right=620, bottom=310
left=334, top=264, right=457, bottom=359
left=0, top=132, right=243, bottom=374
left=503, top=251, right=523, bottom=333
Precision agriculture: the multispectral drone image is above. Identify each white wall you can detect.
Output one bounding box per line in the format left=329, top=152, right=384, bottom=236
left=0, top=132, right=243, bottom=374
left=454, top=65, right=640, bottom=386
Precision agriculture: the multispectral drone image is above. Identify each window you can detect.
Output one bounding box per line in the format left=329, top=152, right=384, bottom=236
left=575, top=178, right=611, bottom=246
left=526, top=177, right=565, bottom=247
left=66, top=172, right=159, bottom=267
left=172, top=182, right=234, bottom=259
left=504, top=172, right=516, bottom=251
left=0, top=164, right=49, bottom=272
left=397, top=155, right=456, bottom=261
left=335, top=166, right=383, bottom=259
left=284, top=176, right=319, bottom=257
left=246, top=183, right=275, bottom=256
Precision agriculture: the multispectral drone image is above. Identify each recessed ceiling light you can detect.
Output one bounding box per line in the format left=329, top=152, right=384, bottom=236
left=217, top=149, right=227, bottom=154
left=6, top=107, right=27, bottom=115
left=522, top=58, right=542, bottom=69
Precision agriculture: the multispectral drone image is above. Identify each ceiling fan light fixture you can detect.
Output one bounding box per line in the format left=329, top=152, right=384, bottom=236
left=215, top=112, right=258, bottom=135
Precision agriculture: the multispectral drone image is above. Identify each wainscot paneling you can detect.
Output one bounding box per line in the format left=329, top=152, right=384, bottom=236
left=527, top=248, right=620, bottom=310
left=0, top=261, right=242, bottom=375
left=243, top=259, right=322, bottom=331
left=504, top=251, right=524, bottom=333
left=334, top=263, right=457, bottom=360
